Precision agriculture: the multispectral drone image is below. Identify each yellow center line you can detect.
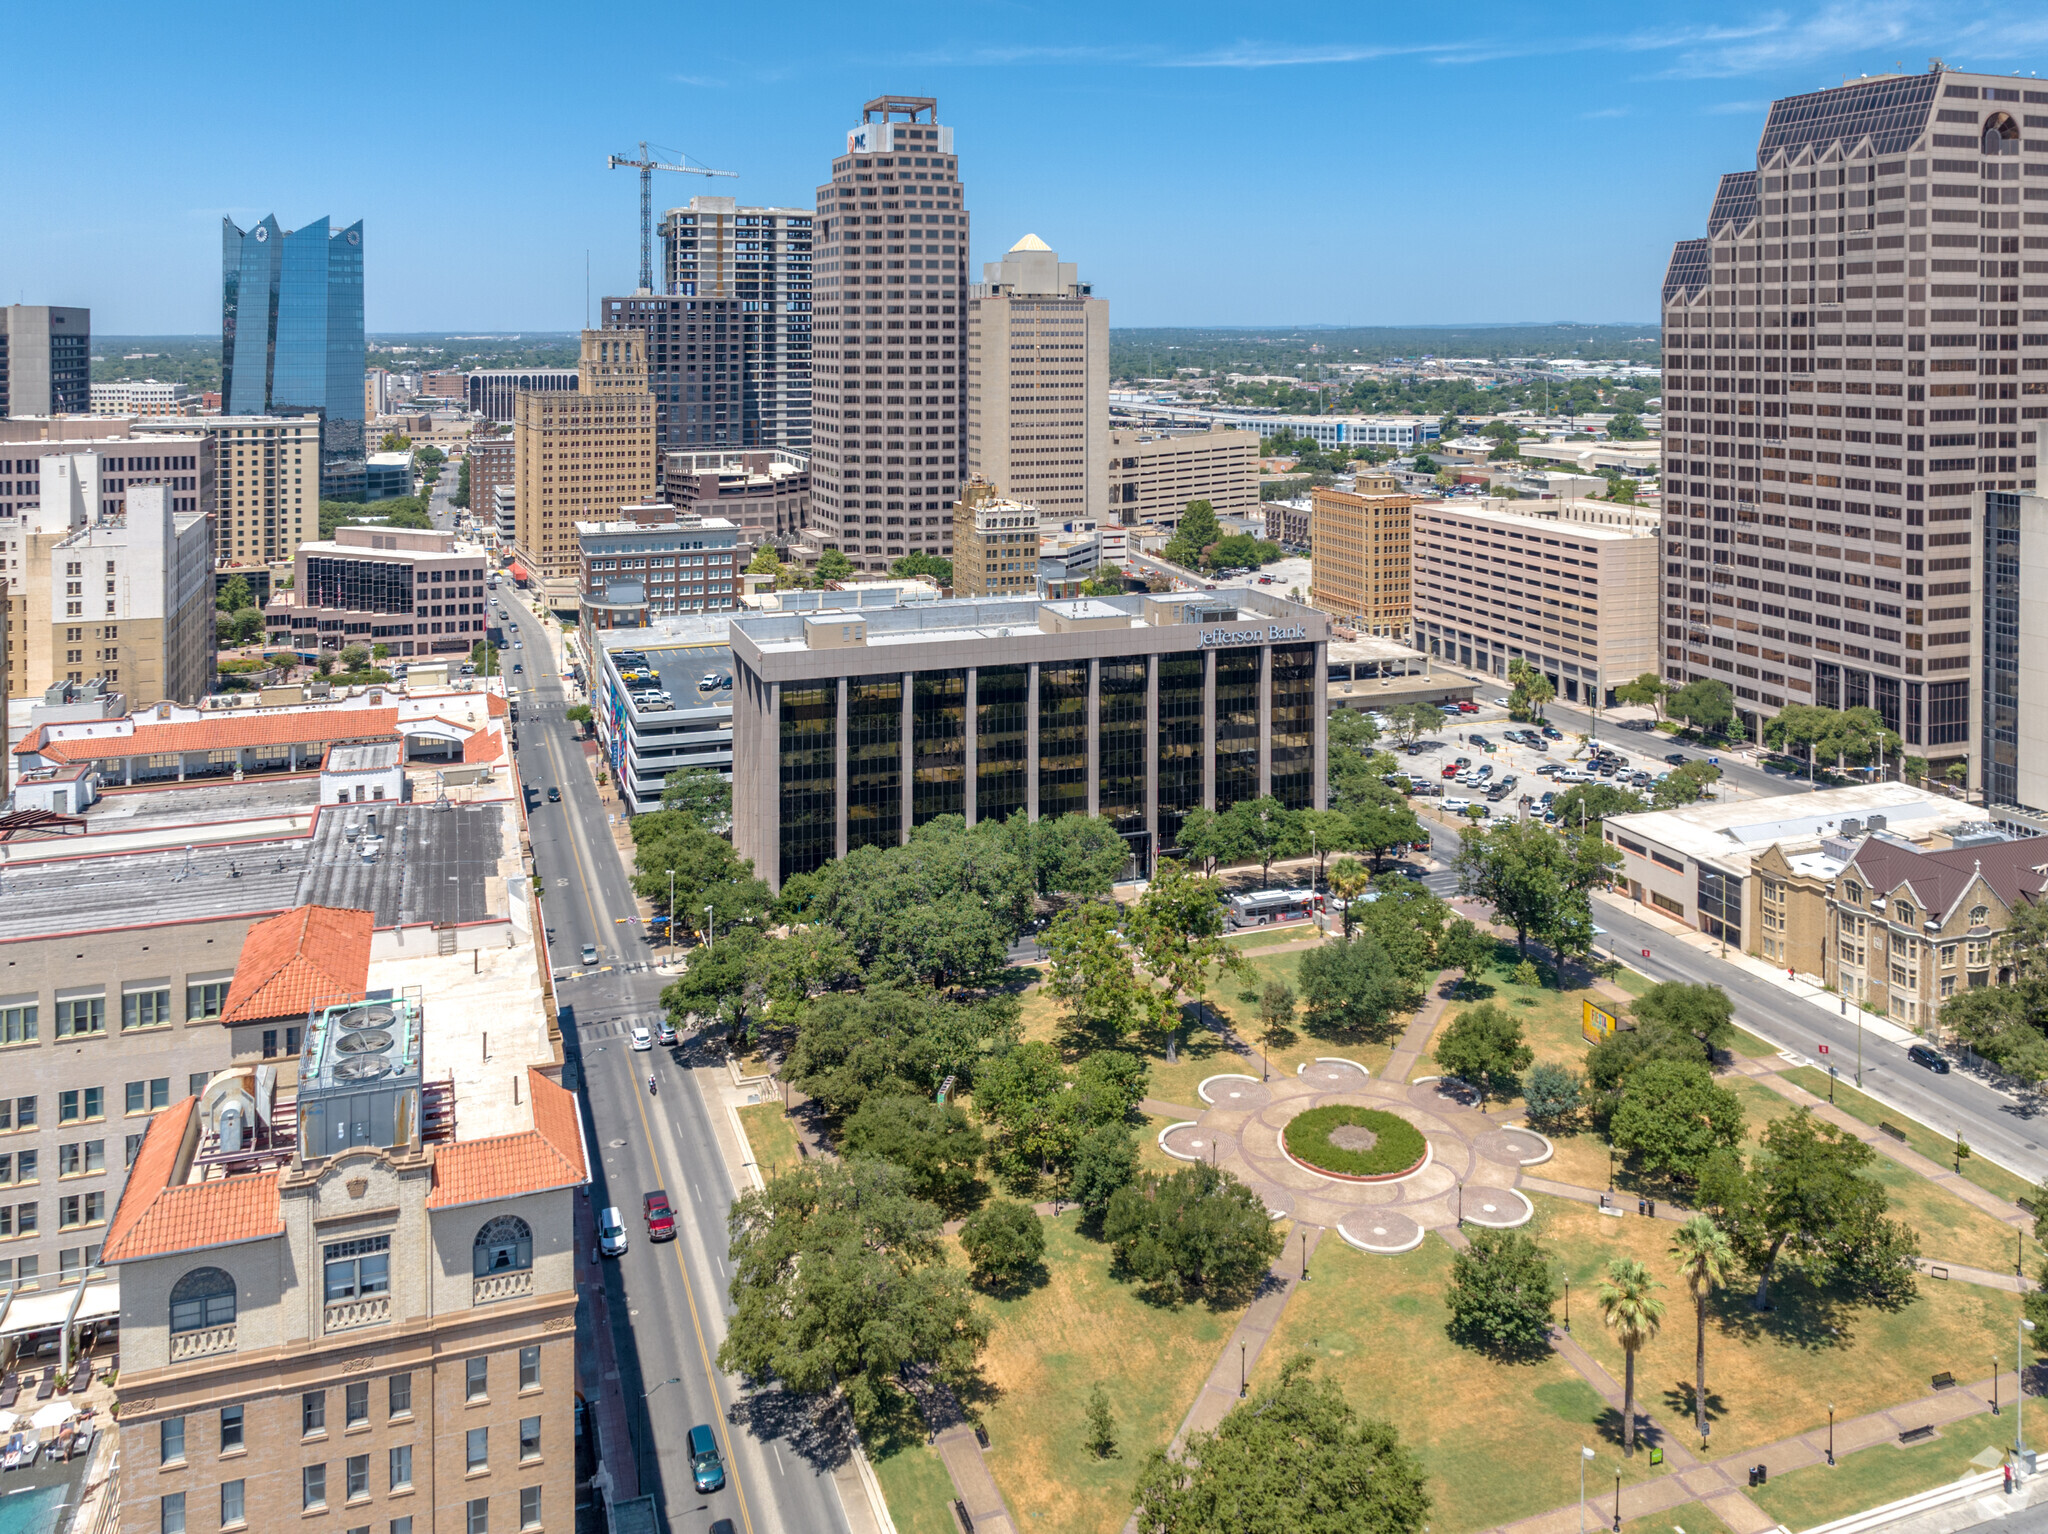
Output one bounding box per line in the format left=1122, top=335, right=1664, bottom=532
left=538, top=709, right=759, bottom=1534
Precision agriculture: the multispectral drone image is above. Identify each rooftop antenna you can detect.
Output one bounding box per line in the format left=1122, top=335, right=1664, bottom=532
left=605, top=141, right=737, bottom=295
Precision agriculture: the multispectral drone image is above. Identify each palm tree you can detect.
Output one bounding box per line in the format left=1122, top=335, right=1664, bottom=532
left=1598, top=1257, right=1666, bottom=1456
left=1669, top=1216, right=1735, bottom=1442
left=1327, top=858, right=1373, bottom=938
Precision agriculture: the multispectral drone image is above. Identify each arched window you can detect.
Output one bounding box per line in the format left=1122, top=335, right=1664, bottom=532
left=1984, top=114, right=2019, bottom=155
left=169, top=1267, right=236, bottom=1334
left=473, top=1216, right=533, bottom=1278
left=1970, top=904, right=1990, bottom=926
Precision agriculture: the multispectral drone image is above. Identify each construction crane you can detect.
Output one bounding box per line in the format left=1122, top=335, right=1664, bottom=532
left=606, top=141, right=736, bottom=295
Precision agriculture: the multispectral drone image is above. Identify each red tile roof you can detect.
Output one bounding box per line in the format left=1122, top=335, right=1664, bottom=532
left=427, top=1069, right=586, bottom=1209
left=219, top=905, right=373, bottom=1026
left=18, top=708, right=401, bottom=763
left=463, top=727, right=505, bottom=765
left=102, top=1101, right=287, bottom=1263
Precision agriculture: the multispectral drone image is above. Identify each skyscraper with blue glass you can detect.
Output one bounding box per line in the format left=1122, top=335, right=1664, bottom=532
left=221, top=215, right=365, bottom=498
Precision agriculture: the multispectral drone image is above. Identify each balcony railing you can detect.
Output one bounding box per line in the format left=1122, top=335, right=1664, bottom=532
left=473, top=1269, right=534, bottom=1306
left=322, top=1294, right=391, bottom=1334
left=169, top=1324, right=236, bottom=1362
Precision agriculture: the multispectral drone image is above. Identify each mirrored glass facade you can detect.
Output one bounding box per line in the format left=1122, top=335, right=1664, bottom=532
left=222, top=215, right=365, bottom=496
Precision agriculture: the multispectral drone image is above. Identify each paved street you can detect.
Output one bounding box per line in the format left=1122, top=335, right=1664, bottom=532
left=499, top=591, right=853, bottom=1534
left=1413, top=812, right=2048, bottom=1189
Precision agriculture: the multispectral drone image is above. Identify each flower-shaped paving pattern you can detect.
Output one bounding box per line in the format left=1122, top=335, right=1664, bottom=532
left=1155, top=1059, right=1549, bottom=1254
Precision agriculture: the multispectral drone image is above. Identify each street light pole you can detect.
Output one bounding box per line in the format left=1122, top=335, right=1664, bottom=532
left=1300, top=1229, right=1309, bottom=1282
left=2019, top=1316, right=2036, bottom=1461
left=1240, top=1341, right=1247, bottom=1398
left=1827, top=1403, right=1835, bottom=1467
left=1613, top=1469, right=1623, bottom=1533
left=704, top=903, right=715, bottom=949
left=667, top=868, right=675, bottom=958
left=1580, top=1446, right=1596, bottom=1534
left=1564, top=1274, right=1571, bottom=1332
left=636, top=1376, right=681, bottom=1492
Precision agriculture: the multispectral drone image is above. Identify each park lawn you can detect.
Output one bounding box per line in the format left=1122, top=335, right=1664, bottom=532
left=1727, top=1026, right=1783, bottom=1060
left=1782, top=1066, right=2037, bottom=1209
left=1750, top=1410, right=2011, bottom=1532
left=1254, top=1233, right=1670, bottom=1534
left=736, top=1102, right=801, bottom=1182
left=971, top=1211, right=1246, bottom=1534
left=1620, top=1502, right=1738, bottom=1534
left=1222, top=923, right=1327, bottom=951
left=1861, top=1152, right=2027, bottom=1278
left=1534, top=1197, right=2021, bottom=1462
left=1208, top=949, right=1400, bottom=1083
left=868, top=1433, right=962, bottom=1534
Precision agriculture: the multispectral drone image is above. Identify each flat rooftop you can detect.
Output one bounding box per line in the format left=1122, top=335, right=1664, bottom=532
left=390, top=941, right=551, bottom=1141
left=0, top=799, right=515, bottom=942
left=1606, top=782, right=1985, bottom=874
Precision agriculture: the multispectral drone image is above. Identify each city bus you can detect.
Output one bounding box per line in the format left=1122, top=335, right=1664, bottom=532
left=1225, top=888, right=1325, bottom=929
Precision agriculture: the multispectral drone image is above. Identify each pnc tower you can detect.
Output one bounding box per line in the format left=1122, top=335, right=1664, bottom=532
left=805, top=95, right=970, bottom=573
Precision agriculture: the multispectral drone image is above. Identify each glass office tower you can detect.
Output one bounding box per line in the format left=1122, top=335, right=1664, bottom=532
left=222, top=215, right=366, bottom=497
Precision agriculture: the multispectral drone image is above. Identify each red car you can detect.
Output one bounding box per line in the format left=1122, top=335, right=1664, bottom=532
left=1454, top=701, right=1480, bottom=714
left=642, top=1190, right=677, bottom=1242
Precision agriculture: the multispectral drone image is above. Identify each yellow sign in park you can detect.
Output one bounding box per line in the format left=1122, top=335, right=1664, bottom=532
left=1581, top=999, right=1630, bottom=1045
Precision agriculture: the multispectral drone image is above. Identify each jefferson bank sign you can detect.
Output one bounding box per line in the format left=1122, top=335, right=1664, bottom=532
left=1197, top=623, right=1309, bottom=648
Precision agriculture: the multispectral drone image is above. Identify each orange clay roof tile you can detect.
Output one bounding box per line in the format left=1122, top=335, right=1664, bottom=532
left=219, top=905, right=373, bottom=1026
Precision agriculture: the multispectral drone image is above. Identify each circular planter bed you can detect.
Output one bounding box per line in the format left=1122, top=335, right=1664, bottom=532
left=1283, top=1106, right=1428, bottom=1182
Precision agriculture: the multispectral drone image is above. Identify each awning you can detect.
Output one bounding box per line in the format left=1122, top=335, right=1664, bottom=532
left=0, top=1280, right=117, bottom=1338
left=508, top=563, right=530, bottom=582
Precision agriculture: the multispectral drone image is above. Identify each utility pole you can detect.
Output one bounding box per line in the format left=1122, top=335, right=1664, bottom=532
left=606, top=141, right=737, bottom=295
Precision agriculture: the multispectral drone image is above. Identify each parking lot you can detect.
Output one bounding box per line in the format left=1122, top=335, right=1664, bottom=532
left=1362, top=701, right=1756, bottom=824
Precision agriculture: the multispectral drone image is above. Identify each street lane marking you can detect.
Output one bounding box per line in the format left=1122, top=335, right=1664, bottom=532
left=544, top=716, right=760, bottom=1534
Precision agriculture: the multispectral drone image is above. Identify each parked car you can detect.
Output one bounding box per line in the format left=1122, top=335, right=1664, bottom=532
left=1408, top=782, right=1443, bottom=798
left=1454, top=701, right=1480, bottom=714
left=643, top=1190, right=678, bottom=1241
left=598, top=1207, right=627, bottom=1257
left=1907, top=1043, right=1951, bottom=1074
left=582, top=942, right=599, bottom=966
left=1442, top=797, right=1473, bottom=813
left=1541, top=725, right=1563, bottom=739
left=1535, top=762, right=1565, bottom=777
left=1468, top=734, right=1493, bottom=749
left=690, top=1424, right=727, bottom=1493
left=1441, top=762, right=1463, bottom=779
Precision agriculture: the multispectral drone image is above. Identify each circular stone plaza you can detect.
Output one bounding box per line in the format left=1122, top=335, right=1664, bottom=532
left=1156, top=1059, right=1552, bottom=1255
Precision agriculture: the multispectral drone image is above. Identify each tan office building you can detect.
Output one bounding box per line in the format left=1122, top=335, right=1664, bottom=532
left=1410, top=497, right=1658, bottom=706
left=135, top=414, right=321, bottom=564
left=1309, top=475, right=1414, bottom=639
left=1107, top=425, right=1259, bottom=527
left=465, top=436, right=515, bottom=532
left=966, top=236, right=1108, bottom=524
left=512, top=330, right=657, bottom=608
left=952, top=479, right=1041, bottom=596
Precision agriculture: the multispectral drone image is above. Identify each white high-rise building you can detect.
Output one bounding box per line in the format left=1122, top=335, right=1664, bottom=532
left=966, top=236, right=1109, bottom=525
left=804, top=95, right=969, bottom=573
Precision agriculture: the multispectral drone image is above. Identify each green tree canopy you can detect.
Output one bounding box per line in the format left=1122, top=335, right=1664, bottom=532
left=1296, top=933, right=1417, bottom=1044
left=1508, top=658, right=1556, bottom=722
left=1652, top=760, right=1721, bottom=809
left=719, top=1159, right=987, bottom=1425
left=783, top=984, right=1021, bottom=1119
left=660, top=767, right=732, bottom=832
left=842, top=1094, right=985, bottom=1213
left=1609, top=1059, right=1744, bottom=1185
left=1613, top=673, right=1668, bottom=719
left=1455, top=820, right=1618, bottom=957
left=1668, top=678, right=1737, bottom=735
left=815, top=548, right=856, bottom=580
left=1698, top=1107, right=1917, bottom=1309
left=1431, top=1002, right=1533, bottom=1109
left=1548, top=782, right=1647, bottom=831
left=1630, top=982, right=1735, bottom=1052
left=1131, top=1355, right=1431, bottom=1534
left=1103, top=1161, right=1284, bottom=1303
left=216, top=574, right=254, bottom=613
left=630, top=814, right=770, bottom=939
left=957, top=1199, right=1045, bottom=1289
left=890, top=551, right=954, bottom=586
left=1445, top=1228, right=1557, bottom=1356
left=976, top=1043, right=1147, bottom=1191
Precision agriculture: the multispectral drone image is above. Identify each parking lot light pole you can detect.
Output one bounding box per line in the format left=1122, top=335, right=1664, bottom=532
left=636, top=1376, right=681, bottom=1491
left=1579, top=1446, right=1596, bottom=1534
left=2019, top=1317, right=2036, bottom=1460
left=667, top=869, right=675, bottom=956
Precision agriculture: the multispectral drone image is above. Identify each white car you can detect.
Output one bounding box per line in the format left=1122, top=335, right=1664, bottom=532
left=598, top=1207, right=628, bottom=1257
left=1443, top=797, right=1473, bottom=812
left=581, top=943, right=598, bottom=966
left=630, top=1025, right=652, bottom=1052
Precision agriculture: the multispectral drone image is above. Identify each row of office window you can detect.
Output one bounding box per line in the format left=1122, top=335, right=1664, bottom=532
left=0, top=982, right=229, bottom=1045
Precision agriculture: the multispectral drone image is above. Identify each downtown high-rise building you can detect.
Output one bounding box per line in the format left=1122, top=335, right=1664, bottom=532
left=0, top=306, right=90, bottom=418
left=601, top=196, right=813, bottom=464
left=965, top=235, right=1107, bottom=522
left=1659, top=65, right=2048, bottom=794
left=222, top=215, right=366, bottom=498
left=804, top=95, right=969, bottom=572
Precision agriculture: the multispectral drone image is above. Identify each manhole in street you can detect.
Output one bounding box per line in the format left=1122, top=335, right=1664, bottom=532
left=609, top=1140, right=628, bottom=1148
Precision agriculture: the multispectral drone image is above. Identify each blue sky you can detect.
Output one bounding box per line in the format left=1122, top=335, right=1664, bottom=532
left=9, top=1, right=2048, bottom=334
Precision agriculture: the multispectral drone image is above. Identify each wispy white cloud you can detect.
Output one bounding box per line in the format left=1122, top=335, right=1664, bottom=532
left=1705, top=99, right=1772, bottom=114
left=1583, top=106, right=1632, bottom=118
left=670, top=74, right=725, bottom=88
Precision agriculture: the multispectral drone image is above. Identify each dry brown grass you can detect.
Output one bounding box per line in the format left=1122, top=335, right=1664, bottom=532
left=1535, top=1196, right=2020, bottom=1461
left=969, top=1212, right=1247, bottom=1534
left=1257, top=1232, right=1672, bottom=1534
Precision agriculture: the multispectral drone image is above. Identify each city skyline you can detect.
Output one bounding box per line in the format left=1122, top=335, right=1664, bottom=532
left=11, top=2, right=2048, bottom=332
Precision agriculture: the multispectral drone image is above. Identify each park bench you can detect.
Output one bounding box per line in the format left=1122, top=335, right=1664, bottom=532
left=1899, top=1424, right=1937, bottom=1444
left=1931, top=1371, right=1956, bottom=1390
